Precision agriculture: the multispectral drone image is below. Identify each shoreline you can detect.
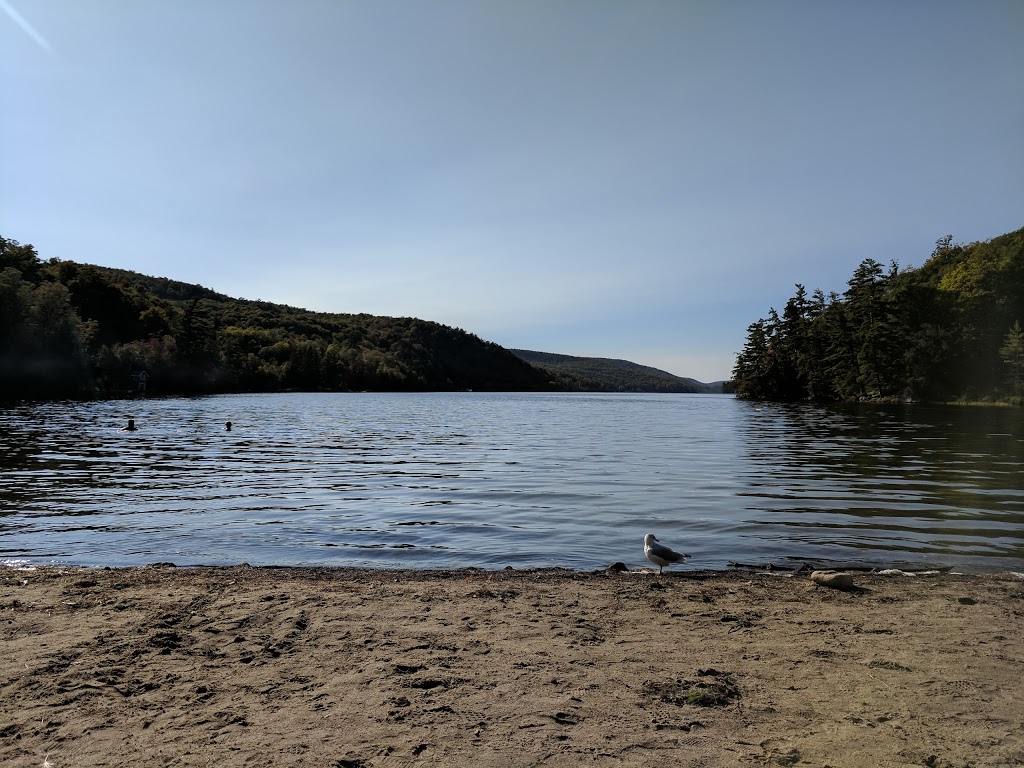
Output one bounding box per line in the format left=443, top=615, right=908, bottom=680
left=3, top=565, right=1023, bottom=767
left=5, top=561, right=1022, bottom=582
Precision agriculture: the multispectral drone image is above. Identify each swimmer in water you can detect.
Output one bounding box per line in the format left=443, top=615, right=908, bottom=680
left=225, top=420, right=232, bottom=431
left=122, top=418, right=137, bottom=432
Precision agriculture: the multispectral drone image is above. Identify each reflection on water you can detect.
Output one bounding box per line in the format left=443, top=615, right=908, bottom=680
left=735, top=402, right=1024, bottom=566
left=1, top=393, right=1022, bottom=571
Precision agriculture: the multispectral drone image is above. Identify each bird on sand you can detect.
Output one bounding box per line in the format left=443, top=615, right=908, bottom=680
left=644, top=533, right=690, bottom=575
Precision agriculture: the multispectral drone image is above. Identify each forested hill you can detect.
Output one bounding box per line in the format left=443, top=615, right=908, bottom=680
left=732, top=225, right=1024, bottom=404
left=511, top=350, right=725, bottom=393
left=0, top=237, right=553, bottom=398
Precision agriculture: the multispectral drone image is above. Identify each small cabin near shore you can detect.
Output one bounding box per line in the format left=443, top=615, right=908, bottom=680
left=131, top=370, right=149, bottom=394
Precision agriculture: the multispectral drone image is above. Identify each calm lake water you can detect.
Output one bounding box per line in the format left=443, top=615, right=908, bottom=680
left=1, top=392, right=1023, bottom=572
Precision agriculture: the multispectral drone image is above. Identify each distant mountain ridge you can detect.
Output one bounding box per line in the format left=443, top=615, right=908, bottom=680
left=511, top=350, right=726, bottom=393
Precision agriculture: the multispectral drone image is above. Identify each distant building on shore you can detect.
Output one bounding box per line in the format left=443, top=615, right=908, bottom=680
left=131, top=370, right=149, bottom=394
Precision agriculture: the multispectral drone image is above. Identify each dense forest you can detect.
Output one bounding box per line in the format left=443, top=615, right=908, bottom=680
left=511, top=350, right=723, bottom=393
left=732, top=226, right=1024, bottom=404
left=0, top=236, right=555, bottom=398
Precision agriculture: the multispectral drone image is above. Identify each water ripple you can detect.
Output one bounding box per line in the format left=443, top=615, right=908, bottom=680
left=1, top=393, right=1022, bottom=571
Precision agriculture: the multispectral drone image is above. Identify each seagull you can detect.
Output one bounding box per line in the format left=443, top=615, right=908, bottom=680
left=644, top=533, right=690, bottom=575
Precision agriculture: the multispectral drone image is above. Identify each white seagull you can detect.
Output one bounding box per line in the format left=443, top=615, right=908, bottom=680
left=644, top=533, right=690, bottom=575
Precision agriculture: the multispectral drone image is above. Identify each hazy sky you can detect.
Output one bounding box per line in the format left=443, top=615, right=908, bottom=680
left=2, top=1, right=1021, bottom=381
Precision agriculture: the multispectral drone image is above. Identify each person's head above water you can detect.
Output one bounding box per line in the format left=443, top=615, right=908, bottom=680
left=122, top=418, right=137, bottom=432
left=225, top=421, right=232, bottom=431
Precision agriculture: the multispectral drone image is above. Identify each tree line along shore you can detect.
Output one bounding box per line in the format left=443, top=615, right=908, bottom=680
left=3, top=225, right=1021, bottom=404
left=732, top=227, right=1024, bottom=405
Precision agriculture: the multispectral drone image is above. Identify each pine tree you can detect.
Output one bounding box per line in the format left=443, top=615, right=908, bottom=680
left=733, top=319, right=770, bottom=399
left=1000, top=320, right=1024, bottom=399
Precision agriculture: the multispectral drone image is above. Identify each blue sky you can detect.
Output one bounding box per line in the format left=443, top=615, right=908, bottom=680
left=2, top=1, right=1021, bottom=382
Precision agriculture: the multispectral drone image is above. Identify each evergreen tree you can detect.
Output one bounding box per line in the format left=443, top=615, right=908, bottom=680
left=1000, top=320, right=1024, bottom=399
left=733, top=319, right=770, bottom=399
left=733, top=227, right=1024, bottom=404
left=820, top=294, right=863, bottom=400
left=802, top=289, right=837, bottom=401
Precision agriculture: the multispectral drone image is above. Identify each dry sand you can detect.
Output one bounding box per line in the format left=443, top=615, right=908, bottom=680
left=2, top=565, right=1023, bottom=767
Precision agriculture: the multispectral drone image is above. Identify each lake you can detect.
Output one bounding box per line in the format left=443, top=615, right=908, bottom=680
left=1, top=392, right=1022, bottom=572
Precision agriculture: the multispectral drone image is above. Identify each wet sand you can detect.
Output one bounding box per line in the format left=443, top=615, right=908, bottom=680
left=2, top=565, right=1023, bottom=767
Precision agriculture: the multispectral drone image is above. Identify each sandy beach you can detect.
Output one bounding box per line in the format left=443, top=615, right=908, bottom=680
left=2, top=564, right=1023, bottom=767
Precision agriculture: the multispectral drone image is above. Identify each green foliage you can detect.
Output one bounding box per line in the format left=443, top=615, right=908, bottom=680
left=0, top=236, right=553, bottom=399
left=0, top=237, right=43, bottom=281
left=1000, top=320, right=1024, bottom=399
left=733, top=226, right=1024, bottom=403
left=0, top=240, right=93, bottom=397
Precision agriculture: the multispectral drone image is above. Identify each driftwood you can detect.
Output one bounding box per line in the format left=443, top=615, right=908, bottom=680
left=810, top=570, right=855, bottom=590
